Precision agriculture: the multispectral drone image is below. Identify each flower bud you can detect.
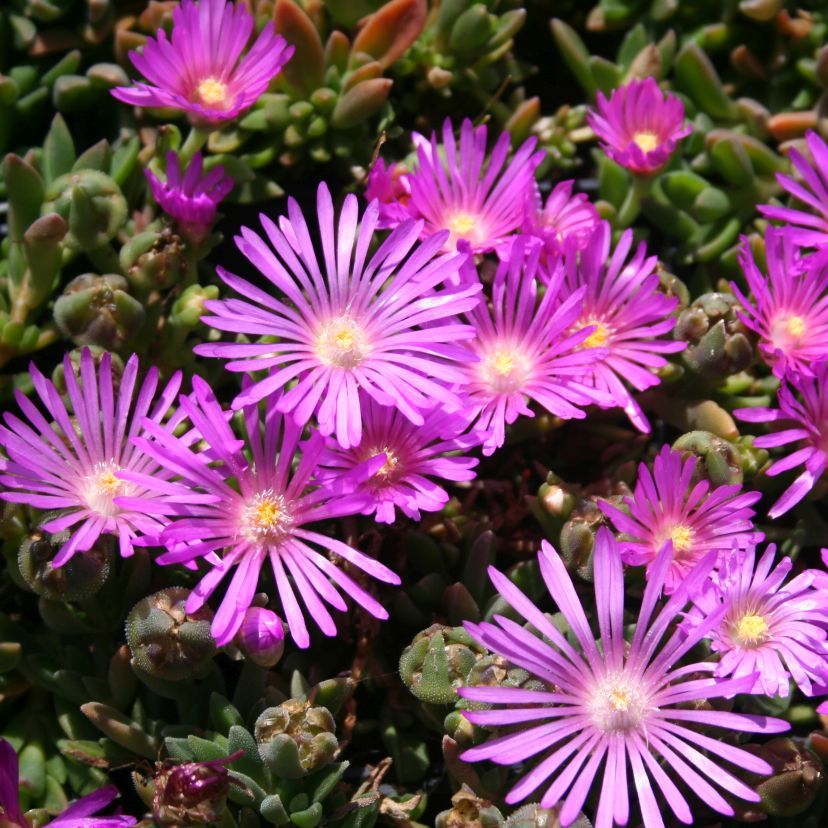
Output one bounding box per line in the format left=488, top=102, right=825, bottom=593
left=53, top=273, right=144, bottom=349
left=126, top=587, right=216, bottom=681
left=673, top=430, right=744, bottom=487
left=435, top=785, right=503, bottom=828
left=18, top=529, right=112, bottom=601
left=42, top=169, right=127, bottom=251
left=153, top=756, right=238, bottom=826
left=170, top=284, right=219, bottom=329
left=120, top=228, right=186, bottom=293
left=234, top=607, right=285, bottom=668
left=675, top=292, right=754, bottom=380
left=399, top=624, right=485, bottom=705
left=739, top=737, right=825, bottom=818
left=254, top=699, right=338, bottom=778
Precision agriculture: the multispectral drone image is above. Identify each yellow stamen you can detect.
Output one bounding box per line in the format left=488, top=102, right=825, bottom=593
left=197, top=77, right=228, bottom=107
left=786, top=315, right=806, bottom=338
left=583, top=323, right=609, bottom=348
left=632, top=131, right=659, bottom=153
left=241, top=490, right=292, bottom=544
left=447, top=212, right=477, bottom=238
left=589, top=674, right=652, bottom=733
left=669, top=524, right=694, bottom=552
left=81, top=460, right=126, bottom=517
left=734, top=613, right=769, bottom=647
left=316, top=316, right=368, bottom=369
left=480, top=347, right=530, bottom=394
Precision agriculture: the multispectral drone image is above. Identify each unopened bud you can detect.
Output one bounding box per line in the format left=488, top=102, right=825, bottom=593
left=120, top=228, right=186, bottom=293
left=153, top=754, right=240, bottom=826
left=18, top=529, right=112, bottom=601
left=235, top=607, right=285, bottom=668
left=126, top=587, right=216, bottom=681
left=673, top=430, right=744, bottom=487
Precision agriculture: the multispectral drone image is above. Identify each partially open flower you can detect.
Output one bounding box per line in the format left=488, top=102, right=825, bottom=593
left=588, top=77, right=690, bottom=174
left=235, top=606, right=285, bottom=668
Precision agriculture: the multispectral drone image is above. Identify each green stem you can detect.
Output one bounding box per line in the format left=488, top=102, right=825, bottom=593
left=615, top=173, right=654, bottom=229
left=178, top=127, right=211, bottom=166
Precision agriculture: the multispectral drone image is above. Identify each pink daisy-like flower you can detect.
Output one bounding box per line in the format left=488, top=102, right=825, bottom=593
left=394, top=118, right=544, bottom=254
left=735, top=361, right=828, bottom=518
left=364, top=158, right=414, bottom=228
left=195, top=182, right=482, bottom=449
left=587, top=77, right=690, bottom=175
left=0, top=349, right=181, bottom=565
left=118, top=378, right=400, bottom=647
left=522, top=180, right=600, bottom=258
left=458, top=528, right=788, bottom=828
left=0, top=738, right=135, bottom=828
left=599, top=445, right=763, bottom=593
left=732, top=228, right=828, bottom=378
left=560, top=221, right=684, bottom=432
left=111, top=0, right=293, bottom=126
left=759, top=130, right=828, bottom=248
left=686, top=544, right=828, bottom=698
left=145, top=152, right=233, bottom=244
left=316, top=393, right=478, bottom=523
left=457, top=237, right=611, bottom=455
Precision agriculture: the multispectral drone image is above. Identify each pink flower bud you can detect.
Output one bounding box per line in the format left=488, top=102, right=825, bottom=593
left=236, top=607, right=285, bottom=667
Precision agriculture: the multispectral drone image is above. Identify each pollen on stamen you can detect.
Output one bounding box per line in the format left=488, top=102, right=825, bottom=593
left=240, top=490, right=293, bottom=544
left=632, top=131, right=659, bottom=153
left=196, top=77, right=229, bottom=107
left=668, top=523, right=694, bottom=553
left=578, top=319, right=611, bottom=349
left=447, top=212, right=478, bottom=238
left=732, top=613, right=770, bottom=648
left=81, top=460, right=127, bottom=518
left=588, top=673, right=651, bottom=733
left=480, top=347, right=531, bottom=394
left=315, top=316, right=369, bottom=369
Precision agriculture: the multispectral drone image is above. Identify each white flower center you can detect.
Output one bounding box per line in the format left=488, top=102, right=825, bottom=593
left=589, top=673, right=651, bottom=733
left=480, top=346, right=531, bottom=394
left=196, top=77, right=229, bottom=107
left=316, top=315, right=369, bottom=369
left=771, top=313, right=807, bottom=350
left=240, top=490, right=293, bottom=544
left=81, top=460, right=128, bottom=518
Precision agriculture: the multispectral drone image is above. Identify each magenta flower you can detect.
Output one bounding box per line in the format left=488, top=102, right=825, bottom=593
left=588, top=77, right=690, bottom=175
left=560, top=221, right=684, bottom=432
left=235, top=607, right=285, bottom=667
left=364, top=158, right=414, bottom=228
left=457, top=237, right=611, bottom=455
left=760, top=131, right=828, bottom=248
left=735, top=361, right=828, bottom=518
left=396, top=118, right=544, bottom=254
left=686, top=545, right=828, bottom=698
left=317, top=393, right=478, bottom=523
left=195, top=183, right=482, bottom=449
left=0, top=738, right=134, bottom=827
left=146, top=152, right=233, bottom=244
left=111, top=0, right=293, bottom=126
left=117, top=378, right=400, bottom=647
left=599, top=445, right=763, bottom=593
left=522, top=180, right=600, bottom=258
left=0, top=349, right=181, bottom=565
left=458, top=529, right=788, bottom=826
left=732, top=228, right=828, bottom=378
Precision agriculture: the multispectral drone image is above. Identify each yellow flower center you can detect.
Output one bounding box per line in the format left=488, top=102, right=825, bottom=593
left=771, top=313, right=807, bottom=349
left=632, top=130, right=659, bottom=153
left=480, top=346, right=531, bottom=394
left=589, top=674, right=651, bottom=733
left=447, top=211, right=478, bottom=238
left=316, top=315, right=368, bottom=369
left=733, top=613, right=770, bottom=647
left=786, top=315, right=806, bottom=338
left=240, top=490, right=293, bottom=544
left=669, top=523, right=694, bottom=552
left=583, top=322, right=610, bottom=348
left=196, top=77, right=229, bottom=107
left=81, top=460, right=127, bottom=518
left=368, top=446, right=401, bottom=482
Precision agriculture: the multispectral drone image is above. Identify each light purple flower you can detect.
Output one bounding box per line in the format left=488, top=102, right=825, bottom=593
left=735, top=361, right=828, bottom=518
left=195, top=182, right=482, bottom=449
left=686, top=544, right=828, bottom=698
left=599, top=445, right=763, bottom=593
left=457, top=237, right=611, bottom=456
left=560, top=221, right=684, bottom=432
left=458, top=528, right=788, bottom=827
left=316, top=393, right=478, bottom=523
left=395, top=118, right=544, bottom=254
left=587, top=77, right=690, bottom=175
left=145, top=152, right=233, bottom=244
left=732, top=228, right=828, bottom=378
left=0, top=349, right=181, bottom=565
left=111, top=0, right=293, bottom=126
left=522, top=180, right=600, bottom=257
left=117, top=378, right=400, bottom=647
left=0, top=738, right=134, bottom=827
left=760, top=130, right=828, bottom=248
